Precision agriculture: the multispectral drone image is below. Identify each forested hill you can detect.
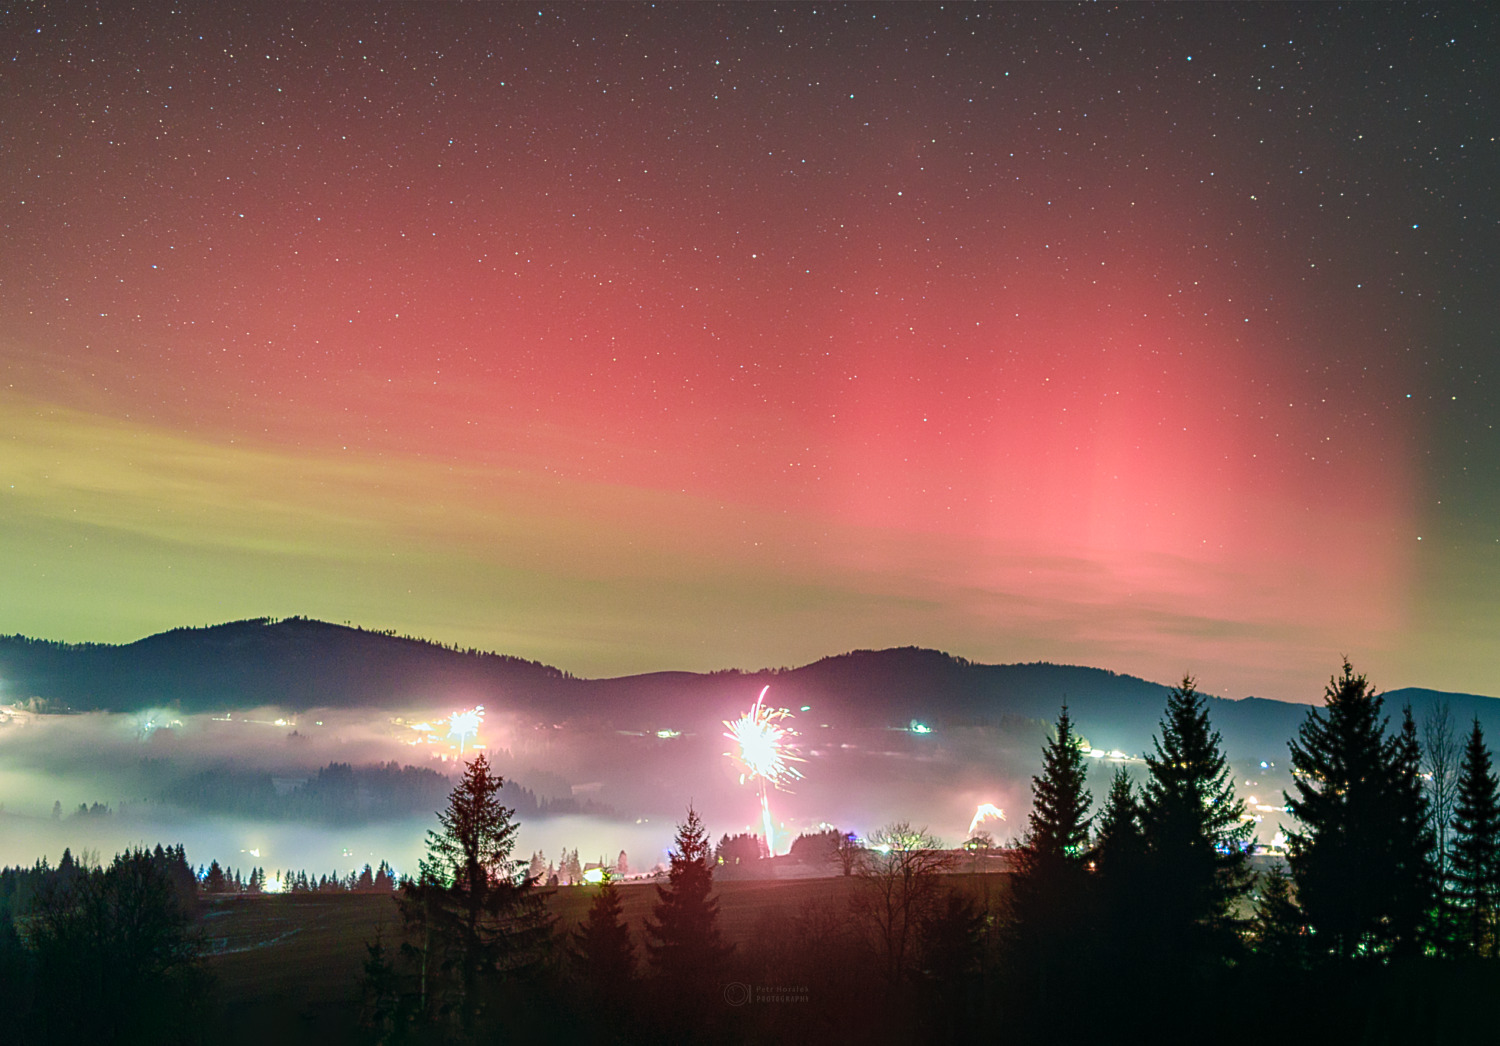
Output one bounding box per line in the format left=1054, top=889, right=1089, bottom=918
left=0, top=617, right=572, bottom=714
left=2, top=618, right=1496, bottom=763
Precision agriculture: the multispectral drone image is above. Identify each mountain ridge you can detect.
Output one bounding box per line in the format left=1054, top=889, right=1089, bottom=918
left=3, top=618, right=1496, bottom=766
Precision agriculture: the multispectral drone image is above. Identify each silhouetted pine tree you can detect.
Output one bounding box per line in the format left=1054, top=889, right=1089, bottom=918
left=1091, top=767, right=1148, bottom=960
left=29, top=847, right=208, bottom=1042
left=1286, top=660, right=1426, bottom=960
left=1025, top=706, right=1094, bottom=861
left=1388, top=706, right=1438, bottom=956
left=400, top=753, right=552, bottom=1033
left=1451, top=718, right=1500, bottom=956
left=1092, top=767, right=1144, bottom=886
left=645, top=805, right=731, bottom=1036
left=0, top=901, right=25, bottom=1044
left=1139, top=676, right=1252, bottom=968
left=360, top=928, right=401, bottom=1040
left=572, top=872, right=637, bottom=1023
left=1003, top=706, right=1095, bottom=1026
left=1248, top=865, right=1310, bottom=970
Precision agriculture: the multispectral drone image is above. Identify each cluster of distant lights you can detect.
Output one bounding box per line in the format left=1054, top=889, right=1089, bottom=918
left=13, top=684, right=1119, bottom=871
left=206, top=714, right=325, bottom=728
left=109, top=695, right=1266, bottom=865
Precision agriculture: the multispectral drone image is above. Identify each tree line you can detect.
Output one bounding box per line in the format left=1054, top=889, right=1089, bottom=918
left=143, top=759, right=614, bottom=825
left=1001, top=661, right=1500, bottom=1042
left=198, top=858, right=400, bottom=895
left=0, top=844, right=206, bottom=1043
left=360, top=754, right=748, bottom=1044
left=365, top=662, right=1500, bottom=1044
left=7, top=659, right=1500, bottom=1043
left=0, top=843, right=413, bottom=1042
left=524, top=848, right=632, bottom=886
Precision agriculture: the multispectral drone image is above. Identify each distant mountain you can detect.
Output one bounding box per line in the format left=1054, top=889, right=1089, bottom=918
left=3, top=618, right=1497, bottom=766
left=0, top=617, right=572, bottom=714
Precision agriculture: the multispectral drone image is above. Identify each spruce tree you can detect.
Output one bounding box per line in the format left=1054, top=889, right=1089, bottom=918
left=1386, top=706, right=1437, bottom=955
left=572, top=872, right=637, bottom=1021
left=1004, top=706, right=1094, bottom=1016
left=360, top=928, right=401, bottom=1038
left=1248, top=865, right=1310, bottom=971
left=1091, top=767, right=1148, bottom=956
left=1024, top=706, right=1093, bottom=861
left=1092, top=767, right=1144, bottom=885
left=645, top=804, right=731, bottom=1016
left=1139, top=675, right=1252, bottom=967
left=400, top=753, right=552, bottom=1031
left=1451, top=718, right=1500, bottom=956
left=1285, top=660, right=1418, bottom=959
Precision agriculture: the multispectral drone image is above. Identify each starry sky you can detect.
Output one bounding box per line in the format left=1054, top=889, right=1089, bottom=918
left=2, top=3, right=1495, bottom=702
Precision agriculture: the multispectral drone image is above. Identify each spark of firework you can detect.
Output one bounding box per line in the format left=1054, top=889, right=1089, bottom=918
left=448, top=705, right=485, bottom=753
left=724, top=686, right=803, bottom=855
left=968, top=803, right=1006, bottom=837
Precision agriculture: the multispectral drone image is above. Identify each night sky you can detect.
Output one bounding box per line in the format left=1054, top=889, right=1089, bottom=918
left=3, top=3, right=1495, bottom=702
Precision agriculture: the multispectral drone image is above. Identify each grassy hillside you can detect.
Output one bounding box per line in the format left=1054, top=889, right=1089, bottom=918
left=203, top=873, right=1009, bottom=1045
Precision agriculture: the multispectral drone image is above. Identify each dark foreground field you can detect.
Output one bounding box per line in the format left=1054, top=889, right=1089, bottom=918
left=207, top=874, right=1006, bottom=1044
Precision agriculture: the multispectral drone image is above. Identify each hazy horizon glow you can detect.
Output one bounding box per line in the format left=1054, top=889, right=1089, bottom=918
left=0, top=700, right=1058, bottom=876
left=2, top=5, right=1495, bottom=703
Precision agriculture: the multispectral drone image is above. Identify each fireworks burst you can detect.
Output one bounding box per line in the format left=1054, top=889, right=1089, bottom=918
left=724, top=686, right=804, bottom=855
left=967, top=802, right=1006, bottom=837
left=447, top=705, right=485, bottom=753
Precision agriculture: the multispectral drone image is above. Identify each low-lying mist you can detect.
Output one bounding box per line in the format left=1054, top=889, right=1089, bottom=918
left=0, top=697, right=1269, bottom=877
left=0, top=704, right=688, bottom=875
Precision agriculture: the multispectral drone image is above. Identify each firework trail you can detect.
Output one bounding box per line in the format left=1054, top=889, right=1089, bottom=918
left=724, top=686, right=803, bottom=855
